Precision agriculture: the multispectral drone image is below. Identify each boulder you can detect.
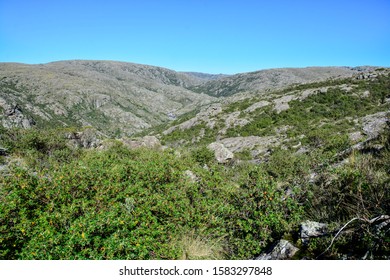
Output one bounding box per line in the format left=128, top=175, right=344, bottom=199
left=207, top=142, right=234, bottom=164
left=121, top=135, right=162, bottom=150
left=67, top=128, right=101, bottom=149
left=1, top=104, right=36, bottom=129
left=273, top=95, right=296, bottom=113
left=319, top=88, right=328, bottom=94
left=219, top=136, right=279, bottom=154
left=362, top=112, right=388, bottom=139
left=255, top=239, right=299, bottom=260
left=349, top=131, right=363, bottom=142
left=244, top=100, right=270, bottom=113
left=300, top=221, right=328, bottom=245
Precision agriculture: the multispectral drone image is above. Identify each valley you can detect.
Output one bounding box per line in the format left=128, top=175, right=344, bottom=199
left=0, top=61, right=389, bottom=260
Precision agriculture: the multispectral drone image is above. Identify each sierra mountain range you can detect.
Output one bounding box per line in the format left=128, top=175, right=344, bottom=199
left=0, top=60, right=376, bottom=136
left=0, top=60, right=389, bottom=260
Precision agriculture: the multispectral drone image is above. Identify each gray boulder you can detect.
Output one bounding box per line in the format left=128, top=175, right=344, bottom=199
left=255, top=239, right=299, bottom=260
left=1, top=104, right=36, bottom=129
left=300, top=221, right=328, bottom=245
left=273, top=95, right=296, bottom=113
left=67, top=128, right=102, bottom=149
left=362, top=112, right=388, bottom=139
left=207, top=142, right=234, bottom=164
left=121, top=135, right=162, bottom=150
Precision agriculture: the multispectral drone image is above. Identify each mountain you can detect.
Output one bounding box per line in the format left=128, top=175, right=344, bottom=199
left=187, top=66, right=365, bottom=97
left=0, top=60, right=377, bottom=137
left=159, top=67, right=389, bottom=161
left=0, top=60, right=389, bottom=260
left=0, top=60, right=216, bottom=136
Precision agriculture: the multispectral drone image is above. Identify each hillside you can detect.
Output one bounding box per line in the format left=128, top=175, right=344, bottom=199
left=0, top=61, right=372, bottom=137
left=0, top=60, right=216, bottom=136
left=159, top=68, right=389, bottom=159
left=0, top=61, right=389, bottom=260
left=187, top=66, right=366, bottom=97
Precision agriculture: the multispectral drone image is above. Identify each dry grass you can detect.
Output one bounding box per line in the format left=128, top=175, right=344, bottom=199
left=174, top=230, right=226, bottom=260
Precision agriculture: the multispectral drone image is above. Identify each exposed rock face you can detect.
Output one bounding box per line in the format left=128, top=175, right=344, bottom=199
left=356, top=73, right=378, bottom=80
left=207, top=142, right=234, bottom=163
left=362, top=112, right=388, bottom=138
left=255, top=239, right=299, bottom=260
left=273, top=95, right=296, bottom=113
left=300, top=221, right=328, bottom=245
left=0, top=60, right=216, bottom=136
left=349, top=131, right=363, bottom=142
left=1, top=103, right=35, bottom=129
left=219, top=111, right=250, bottom=134
left=66, top=128, right=102, bottom=149
left=121, top=136, right=162, bottom=150
left=191, top=67, right=362, bottom=97
left=163, top=103, right=223, bottom=135
left=219, top=136, right=279, bottom=155
left=244, top=100, right=270, bottom=113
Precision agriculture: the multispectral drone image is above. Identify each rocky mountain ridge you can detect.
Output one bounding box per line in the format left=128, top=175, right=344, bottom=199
left=0, top=60, right=216, bottom=136
left=1, top=60, right=381, bottom=136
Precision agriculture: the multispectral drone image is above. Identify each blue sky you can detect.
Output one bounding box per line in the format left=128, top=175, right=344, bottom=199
left=0, top=0, right=389, bottom=74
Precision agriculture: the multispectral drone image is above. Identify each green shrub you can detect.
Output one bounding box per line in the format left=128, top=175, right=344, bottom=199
left=190, top=146, right=215, bottom=165
left=225, top=167, right=303, bottom=259
left=0, top=136, right=304, bottom=260
left=265, top=149, right=311, bottom=181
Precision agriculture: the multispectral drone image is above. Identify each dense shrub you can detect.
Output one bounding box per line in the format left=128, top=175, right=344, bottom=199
left=302, top=133, right=390, bottom=259
left=0, top=139, right=303, bottom=259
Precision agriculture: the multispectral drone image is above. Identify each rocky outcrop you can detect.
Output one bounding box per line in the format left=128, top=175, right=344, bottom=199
left=66, top=128, right=102, bottom=149
left=273, top=95, right=296, bottom=113
left=255, top=239, right=299, bottom=260
left=219, top=111, right=250, bottom=135
left=244, top=100, right=270, bottom=113
left=121, top=136, right=162, bottom=150
left=349, top=131, right=363, bottom=142
left=163, top=103, right=222, bottom=135
left=1, top=103, right=36, bottom=129
left=207, top=142, right=234, bottom=163
left=356, top=73, right=378, bottom=80
left=300, top=221, right=328, bottom=245
left=362, top=112, right=388, bottom=138
left=219, top=136, right=279, bottom=156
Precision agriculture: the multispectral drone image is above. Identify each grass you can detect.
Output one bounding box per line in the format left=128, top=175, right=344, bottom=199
left=175, top=230, right=226, bottom=260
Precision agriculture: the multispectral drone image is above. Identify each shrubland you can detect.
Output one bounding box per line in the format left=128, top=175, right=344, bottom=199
left=0, top=72, right=389, bottom=260
left=0, top=129, right=303, bottom=259
left=0, top=123, right=388, bottom=259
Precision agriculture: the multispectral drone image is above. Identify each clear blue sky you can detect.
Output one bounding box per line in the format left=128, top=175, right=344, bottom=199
left=0, top=0, right=389, bottom=74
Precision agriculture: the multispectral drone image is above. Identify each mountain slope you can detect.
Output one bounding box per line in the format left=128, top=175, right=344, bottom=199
left=159, top=68, right=390, bottom=161
left=0, top=60, right=216, bottom=136
left=0, top=60, right=386, bottom=137
left=188, top=66, right=370, bottom=97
